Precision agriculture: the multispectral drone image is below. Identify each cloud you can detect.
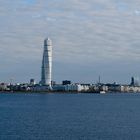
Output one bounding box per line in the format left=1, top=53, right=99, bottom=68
left=0, top=0, right=140, bottom=83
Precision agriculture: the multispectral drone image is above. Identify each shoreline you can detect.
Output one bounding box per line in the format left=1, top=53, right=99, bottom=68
left=0, top=91, right=140, bottom=94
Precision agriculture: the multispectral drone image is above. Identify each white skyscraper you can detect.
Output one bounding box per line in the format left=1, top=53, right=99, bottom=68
left=41, top=38, right=52, bottom=88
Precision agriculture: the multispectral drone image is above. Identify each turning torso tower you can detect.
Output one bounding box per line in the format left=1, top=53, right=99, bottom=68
left=41, top=38, right=52, bottom=88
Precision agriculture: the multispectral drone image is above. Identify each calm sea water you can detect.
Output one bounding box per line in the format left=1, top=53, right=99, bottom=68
left=0, top=93, right=140, bottom=140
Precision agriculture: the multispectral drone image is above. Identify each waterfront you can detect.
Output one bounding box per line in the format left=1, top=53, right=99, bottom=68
left=0, top=93, right=140, bottom=140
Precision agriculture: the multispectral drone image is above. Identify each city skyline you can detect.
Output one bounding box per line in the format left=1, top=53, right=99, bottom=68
left=0, top=0, right=140, bottom=84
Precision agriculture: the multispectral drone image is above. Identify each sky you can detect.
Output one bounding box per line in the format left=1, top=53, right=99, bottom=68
left=0, top=0, right=140, bottom=84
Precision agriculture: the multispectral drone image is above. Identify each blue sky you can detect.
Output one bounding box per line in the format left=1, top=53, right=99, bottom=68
left=0, top=0, right=140, bottom=84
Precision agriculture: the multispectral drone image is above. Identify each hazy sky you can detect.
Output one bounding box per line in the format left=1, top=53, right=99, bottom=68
left=1, top=0, right=140, bottom=84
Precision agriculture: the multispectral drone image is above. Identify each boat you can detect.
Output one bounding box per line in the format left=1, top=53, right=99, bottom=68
left=100, top=91, right=106, bottom=94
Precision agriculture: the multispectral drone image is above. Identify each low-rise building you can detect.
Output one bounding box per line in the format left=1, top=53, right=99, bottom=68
left=52, top=84, right=90, bottom=92
left=0, top=83, right=9, bottom=91
left=64, top=84, right=89, bottom=92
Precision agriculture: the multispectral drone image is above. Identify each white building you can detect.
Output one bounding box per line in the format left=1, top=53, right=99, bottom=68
left=53, top=84, right=90, bottom=92
left=41, top=38, right=52, bottom=89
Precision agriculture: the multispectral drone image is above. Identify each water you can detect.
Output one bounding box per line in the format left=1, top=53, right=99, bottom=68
left=0, top=93, right=140, bottom=140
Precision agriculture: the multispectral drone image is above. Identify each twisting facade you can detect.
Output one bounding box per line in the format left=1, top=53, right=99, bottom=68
left=41, top=38, right=52, bottom=88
